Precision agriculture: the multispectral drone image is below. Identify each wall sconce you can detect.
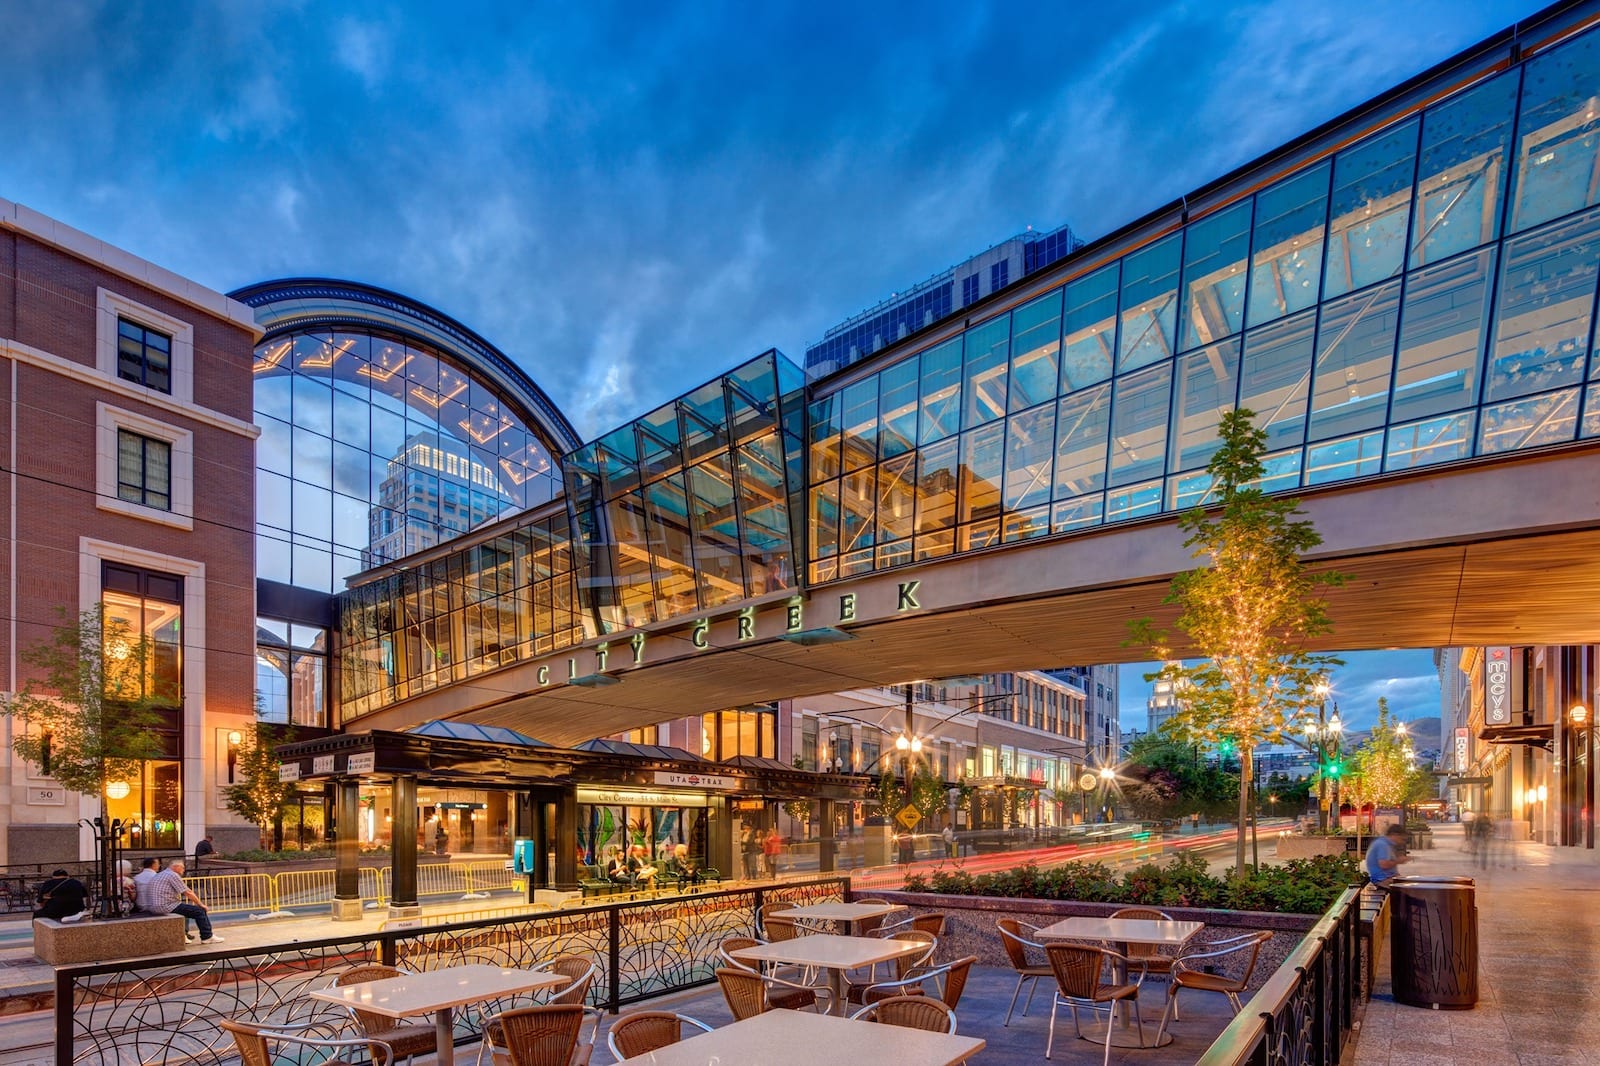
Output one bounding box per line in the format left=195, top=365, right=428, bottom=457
left=1571, top=704, right=1590, bottom=726
left=106, top=780, right=131, bottom=800
left=226, top=730, right=242, bottom=784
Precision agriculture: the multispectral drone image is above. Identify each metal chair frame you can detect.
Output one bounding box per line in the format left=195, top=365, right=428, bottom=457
left=220, top=1018, right=394, bottom=1066
left=997, top=918, right=1052, bottom=1025
left=1154, top=931, right=1273, bottom=1044
left=604, top=1010, right=713, bottom=1060
left=1044, top=943, right=1146, bottom=1066
left=849, top=994, right=959, bottom=1034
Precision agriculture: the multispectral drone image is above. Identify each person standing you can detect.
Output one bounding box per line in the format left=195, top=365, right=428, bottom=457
left=149, top=859, right=222, bottom=944
left=740, top=826, right=760, bottom=880
left=193, top=834, right=216, bottom=872
left=941, top=824, right=956, bottom=859
left=1364, top=824, right=1412, bottom=887
left=762, top=829, right=781, bottom=879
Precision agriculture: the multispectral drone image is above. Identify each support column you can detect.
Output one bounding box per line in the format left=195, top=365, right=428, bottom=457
left=331, top=778, right=362, bottom=920
left=707, top=795, right=732, bottom=880
left=817, top=799, right=836, bottom=873
left=389, top=774, right=420, bottom=918
left=552, top=788, right=578, bottom=890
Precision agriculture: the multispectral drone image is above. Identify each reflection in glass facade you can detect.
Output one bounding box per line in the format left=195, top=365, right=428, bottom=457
left=235, top=280, right=580, bottom=595
left=806, top=28, right=1600, bottom=583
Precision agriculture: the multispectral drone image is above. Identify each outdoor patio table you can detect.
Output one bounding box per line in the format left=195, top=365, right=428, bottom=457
left=610, top=1005, right=985, bottom=1066
left=307, top=962, right=567, bottom=1066
left=772, top=900, right=901, bottom=935
left=1036, top=915, right=1204, bottom=1048
left=730, top=933, right=928, bottom=1016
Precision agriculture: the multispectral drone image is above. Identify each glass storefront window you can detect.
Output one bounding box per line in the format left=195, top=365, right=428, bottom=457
left=1411, top=71, right=1517, bottom=266
left=1510, top=30, right=1600, bottom=234
left=1392, top=248, right=1496, bottom=424
left=1485, top=209, right=1600, bottom=404
left=1180, top=200, right=1253, bottom=351
left=1324, top=118, right=1419, bottom=299
left=1248, top=163, right=1330, bottom=327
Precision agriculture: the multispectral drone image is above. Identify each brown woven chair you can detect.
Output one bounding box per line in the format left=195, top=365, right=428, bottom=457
left=221, top=1019, right=393, bottom=1066
left=717, top=935, right=822, bottom=1009
left=850, top=994, right=958, bottom=1033
left=764, top=914, right=802, bottom=942
left=1108, top=907, right=1182, bottom=978
left=850, top=898, right=899, bottom=936
left=541, top=955, right=597, bottom=1006
left=1154, top=931, right=1273, bottom=1044
left=1044, top=943, right=1144, bottom=1065
left=333, top=966, right=439, bottom=1063
left=844, top=928, right=936, bottom=1004
left=486, top=1004, right=585, bottom=1066
left=714, top=966, right=832, bottom=1020
left=997, top=918, right=1052, bottom=1025
left=604, top=1010, right=713, bottom=1059
left=879, top=911, right=949, bottom=938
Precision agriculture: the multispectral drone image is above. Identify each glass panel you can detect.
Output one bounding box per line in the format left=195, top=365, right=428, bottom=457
left=1306, top=430, right=1386, bottom=486
left=606, top=492, right=657, bottom=626
left=1478, top=388, right=1581, bottom=453
left=1010, top=290, right=1063, bottom=412
left=1003, top=505, right=1050, bottom=543
left=1385, top=411, right=1475, bottom=471
left=1324, top=118, right=1419, bottom=299
left=1063, top=264, right=1119, bottom=388
left=1411, top=71, right=1517, bottom=266
left=839, top=378, right=878, bottom=472
left=839, top=466, right=875, bottom=562
left=878, top=360, right=919, bottom=458
left=1051, top=494, right=1104, bottom=532
left=1180, top=200, right=1253, bottom=350
left=1119, top=235, right=1181, bottom=372
left=1485, top=209, right=1600, bottom=403
left=688, top=457, right=745, bottom=608
left=1239, top=310, right=1315, bottom=449
left=1003, top=404, right=1056, bottom=510
left=810, top=479, right=839, bottom=560
left=1053, top=384, right=1111, bottom=498
left=958, top=423, right=1005, bottom=531
left=1167, top=470, right=1214, bottom=511
left=915, top=436, right=959, bottom=544
left=1309, top=279, right=1401, bottom=441
left=1583, top=383, right=1600, bottom=438
left=1170, top=339, right=1240, bottom=472
left=1258, top=449, right=1303, bottom=493
left=1248, top=163, right=1329, bottom=326
left=808, top=396, right=840, bottom=482
left=919, top=338, right=963, bottom=444
left=1511, top=30, right=1600, bottom=233
left=1108, top=364, right=1172, bottom=487
left=1391, top=247, right=1495, bottom=424
left=962, top=315, right=1011, bottom=428
left=1107, top=480, right=1162, bottom=522
left=875, top=455, right=916, bottom=545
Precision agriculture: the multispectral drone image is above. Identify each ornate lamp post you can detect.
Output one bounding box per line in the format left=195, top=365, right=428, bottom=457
left=1327, top=709, right=1344, bottom=826
left=1310, top=678, right=1331, bottom=831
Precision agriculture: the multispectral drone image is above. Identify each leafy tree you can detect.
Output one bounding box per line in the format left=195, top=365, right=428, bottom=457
left=223, top=723, right=300, bottom=849
left=1129, top=410, right=1344, bottom=874
left=1, top=608, right=169, bottom=916
left=1347, top=699, right=1434, bottom=833
left=910, top=768, right=947, bottom=821
left=1126, top=733, right=1239, bottom=821
left=872, top=769, right=903, bottom=815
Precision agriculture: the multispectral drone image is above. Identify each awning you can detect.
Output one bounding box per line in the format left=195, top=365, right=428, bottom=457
left=1479, top=723, right=1554, bottom=750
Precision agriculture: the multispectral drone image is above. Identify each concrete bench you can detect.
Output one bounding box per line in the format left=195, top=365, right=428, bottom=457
left=33, top=914, right=186, bottom=964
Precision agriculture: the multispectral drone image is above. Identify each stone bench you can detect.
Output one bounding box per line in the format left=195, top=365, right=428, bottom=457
left=33, top=914, right=187, bottom=964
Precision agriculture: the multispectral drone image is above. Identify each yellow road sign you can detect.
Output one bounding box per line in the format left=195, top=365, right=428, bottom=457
left=896, top=804, right=922, bottom=830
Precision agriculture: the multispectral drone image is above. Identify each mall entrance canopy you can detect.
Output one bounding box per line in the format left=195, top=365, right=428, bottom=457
left=273, top=729, right=864, bottom=917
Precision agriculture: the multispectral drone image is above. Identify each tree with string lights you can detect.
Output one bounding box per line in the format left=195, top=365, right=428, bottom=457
left=1130, top=410, right=1345, bottom=875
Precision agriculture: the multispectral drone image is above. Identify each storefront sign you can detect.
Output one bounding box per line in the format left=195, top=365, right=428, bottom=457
left=653, top=771, right=736, bottom=790
left=279, top=763, right=301, bottom=782
left=1485, top=648, right=1512, bottom=725
left=578, top=787, right=709, bottom=806
left=346, top=752, right=375, bottom=775
left=1455, top=727, right=1470, bottom=773
left=732, top=799, right=764, bottom=812
left=312, top=755, right=336, bottom=775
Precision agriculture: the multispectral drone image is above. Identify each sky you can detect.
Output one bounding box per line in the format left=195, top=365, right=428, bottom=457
left=1, top=1, right=1535, bottom=729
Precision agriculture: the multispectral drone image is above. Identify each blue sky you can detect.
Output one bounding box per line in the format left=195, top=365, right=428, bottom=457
left=2, top=1, right=1532, bottom=728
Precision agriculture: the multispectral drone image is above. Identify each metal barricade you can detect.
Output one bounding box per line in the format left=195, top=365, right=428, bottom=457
left=185, top=872, right=276, bottom=916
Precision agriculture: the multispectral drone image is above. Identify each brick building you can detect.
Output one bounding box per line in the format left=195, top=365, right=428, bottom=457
left=0, top=199, right=261, bottom=864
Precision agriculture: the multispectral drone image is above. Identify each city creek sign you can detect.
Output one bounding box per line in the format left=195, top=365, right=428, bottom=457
left=527, top=580, right=928, bottom=691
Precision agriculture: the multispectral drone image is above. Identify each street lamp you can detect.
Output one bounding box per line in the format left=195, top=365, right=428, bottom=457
left=1098, top=765, right=1116, bottom=824
left=1327, top=710, right=1344, bottom=825
left=1571, top=703, right=1591, bottom=848
left=1310, top=678, right=1332, bottom=832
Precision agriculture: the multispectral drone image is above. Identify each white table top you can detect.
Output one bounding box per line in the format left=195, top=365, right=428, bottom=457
left=773, top=902, right=901, bottom=922
left=611, top=1007, right=985, bottom=1066
left=1036, top=916, right=1205, bottom=946
left=307, top=964, right=567, bottom=1019
left=731, top=933, right=927, bottom=971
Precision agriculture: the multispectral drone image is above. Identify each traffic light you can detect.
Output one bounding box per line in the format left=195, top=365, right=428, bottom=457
left=1218, top=738, right=1234, bottom=756
left=1324, top=760, right=1342, bottom=778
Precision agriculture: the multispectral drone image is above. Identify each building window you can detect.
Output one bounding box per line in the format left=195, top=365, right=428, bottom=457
left=117, top=430, right=171, bottom=510
left=102, top=563, right=183, bottom=849
left=991, top=261, right=1010, bottom=291
left=699, top=708, right=776, bottom=761
left=256, top=618, right=328, bottom=728
left=962, top=275, right=980, bottom=305
left=116, top=317, right=173, bottom=393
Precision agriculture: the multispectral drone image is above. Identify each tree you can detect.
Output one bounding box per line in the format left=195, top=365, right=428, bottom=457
left=1347, top=699, right=1434, bottom=839
left=223, top=724, right=300, bottom=849
left=1, top=608, right=168, bottom=916
left=1129, top=409, right=1344, bottom=874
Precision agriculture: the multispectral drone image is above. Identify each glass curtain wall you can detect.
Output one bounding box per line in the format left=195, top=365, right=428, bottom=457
left=338, top=504, right=582, bottom=720
left=807, top=29, right=1600, bottom=582
left=567, top=352, right=805, bottom=633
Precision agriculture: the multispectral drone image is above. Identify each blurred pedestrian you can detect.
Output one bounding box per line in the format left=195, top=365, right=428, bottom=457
left=762, top=829, right=781, bottom=879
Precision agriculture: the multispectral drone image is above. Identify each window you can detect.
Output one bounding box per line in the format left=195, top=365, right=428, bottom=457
left=962, top=275, right=980, bottom=305
left=116, top=317, right=173, bottom=393
left=991, top=260, right=1010, bottom=291
left=117, top=430, right=171, bottom=510
left=256, top=618, right=329, bottom=728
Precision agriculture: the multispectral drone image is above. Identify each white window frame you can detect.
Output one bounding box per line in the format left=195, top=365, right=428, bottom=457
left=96, top=288, right=194, bottom=406
left=96, top=402, right=194, bottom=530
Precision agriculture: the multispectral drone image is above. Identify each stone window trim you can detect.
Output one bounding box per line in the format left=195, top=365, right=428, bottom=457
left=96, top=288, right=194, bottom=406
left=96, top=402, right=194, bottom=530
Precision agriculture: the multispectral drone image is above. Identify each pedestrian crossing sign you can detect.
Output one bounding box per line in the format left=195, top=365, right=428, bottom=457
left=896, top=805, right=922, bottom=830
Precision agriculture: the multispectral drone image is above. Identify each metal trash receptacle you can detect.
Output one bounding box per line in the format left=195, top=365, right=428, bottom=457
left=1387, top=876, right=1477, bottom=1009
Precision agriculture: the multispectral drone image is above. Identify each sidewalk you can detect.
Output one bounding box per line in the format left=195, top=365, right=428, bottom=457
left=1355, top=822, right=1600, bottom=1066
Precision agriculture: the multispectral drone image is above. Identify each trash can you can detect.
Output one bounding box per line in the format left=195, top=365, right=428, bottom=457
left=1387, top=876, right=1477, bottom=1009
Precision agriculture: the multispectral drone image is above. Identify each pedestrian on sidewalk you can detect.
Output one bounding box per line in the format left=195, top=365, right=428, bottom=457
left=762, top=829, right=781, bottom=879
left=150, top=859, right=222, bottom=945
left=740, top=826, right=760, bottom=879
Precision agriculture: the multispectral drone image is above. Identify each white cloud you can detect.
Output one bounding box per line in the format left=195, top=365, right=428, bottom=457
left=334, top=18, right=391, bottom=90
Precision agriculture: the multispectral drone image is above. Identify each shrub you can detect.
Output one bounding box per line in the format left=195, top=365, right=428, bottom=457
left=902, top=851, right=1359, bottom=914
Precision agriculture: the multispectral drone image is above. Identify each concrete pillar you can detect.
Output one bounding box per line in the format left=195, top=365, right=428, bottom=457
left=331, top=778, right=362, bottom=920
left=818, top=799, right=836, bottom=873
left=552, top=788, right=578, bottom=889
left=707, top=795, right=732, bottom=879
left=389, top=775, right=419, bottom=917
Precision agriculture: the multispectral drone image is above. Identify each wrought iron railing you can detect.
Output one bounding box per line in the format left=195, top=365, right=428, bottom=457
left=53, top=876, right=848, bottom=1065
left=1196, top=886, right=1363, bottom=1066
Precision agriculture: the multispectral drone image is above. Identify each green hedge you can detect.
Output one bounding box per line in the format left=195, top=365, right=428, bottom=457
left=901, top=852, right=1361, bottom=914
